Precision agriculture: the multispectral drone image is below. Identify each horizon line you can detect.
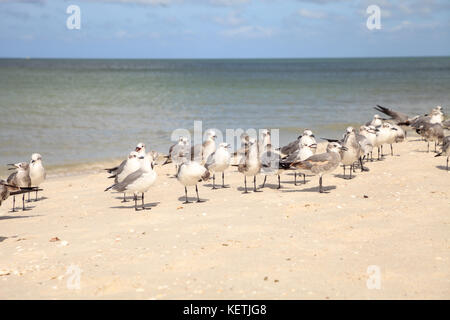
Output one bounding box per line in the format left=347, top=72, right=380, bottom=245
left=0, top=55, right=449, bottom=60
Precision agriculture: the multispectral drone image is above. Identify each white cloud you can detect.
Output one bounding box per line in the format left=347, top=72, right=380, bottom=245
left=298, top=8, right=326, bottom=19
left=214, top=11, right=244, bottom=26
left=221, top=25, right=274, bottom=38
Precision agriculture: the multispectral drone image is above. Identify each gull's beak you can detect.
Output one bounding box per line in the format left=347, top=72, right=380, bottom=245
left=341, top=146, right=348, bottom=151
left=311, top=134, right=315, bottom=138
left=309, top=144, right=317, bottom=148
left=392, top=127, right=398, bottom=131
left=135, top=147, right=141, bottom=152
left=138, top=156, right=145, bottom=160
left=226, top=144, right=231, bottom=148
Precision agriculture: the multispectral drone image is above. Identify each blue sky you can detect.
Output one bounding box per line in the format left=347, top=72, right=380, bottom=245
left=0, top=0, right=449, bottom=58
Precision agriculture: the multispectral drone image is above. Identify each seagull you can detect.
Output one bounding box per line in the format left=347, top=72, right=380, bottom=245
left=373, top=122, right=399, bottom=159
left=205, top=142, right=231, bottom=189
left=339, top=127, right=362, bottom=179
left=238, top=138, right=262, bottom=193
left=258, top=129, right=272, bottom=156
left=176, top=154, right=210, bottom=203
left=359, top=126, right=377, bottom=161
left=105, top=155, right=157, bottom=211
left=416, top=122, right=445, bottom=153
left=280, top=129, right=317, bottom=156
left=283, top=142, right=346, bottom=193
left=323, top=127, right=361, bottom=179
left=29, top=153, right=46, bottom=202
left=396, top=107, right=444, bottom=131
left=435, top=136, right=450, bottom=171
left=366, top=114, right=383, bottom=128
left=107, top=151, right=141, bottom=202
left=191, top=130, right=217, bottom=165
left=260, top=143, right=283, bottom=189
left=355, top=130, right=372, bottom=171
left=279, top=140, right=316, bottom=185
left=7, top=162, right=32, bottom=211
left=163, top=136, right=190, bottom=172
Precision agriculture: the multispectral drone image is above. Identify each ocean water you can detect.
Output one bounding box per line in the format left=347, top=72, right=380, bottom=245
left=1, top=57, right=449, bottom=174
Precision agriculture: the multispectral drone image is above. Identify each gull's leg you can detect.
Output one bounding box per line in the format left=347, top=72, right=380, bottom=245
left=277, top=175, right=281, bottom=189
left=11, top=196, right=16, bottom=212
left=35, top=189, right=38, bottom=201
left=303, top=173, right=306, bottom=184
left=122, top=193, right=127, bottom=203
left=196, top=185, right=204, bottom=202
left=349, top=165, right=353, bottom=179
left=261, top=176, right=267, bottom=189
left=253, top=176, right=261, bottom=192
left=134, top=194, right=138, bottom=211
left=390, top=144, right=393, bottom=156
left=447, top=157, right=449, bottom=171
left=343, top=165, right=346, bottom=179
left=381, top=145, right=384, bottom=157
left=142, top=193, right=146, bottom=210
left=294, top=173, right=297, bottom=186
left=27, top=192, right=30, bottom=203
left=319, top=176, right=323, bottom=193
left=352, top=163, right=356, bottom=173
left=221, top=172, right=229, bottom=188
left=183, top=186, right=190, bottom=204
left=212, top=174, right=217, bottom=190
left=22, top=193, right=27, bottom=211
left=427, top=142, right=430, bottom=153
left=243, top=176, right=248, bottom=194
left=435, top=142, right=437, bottom=153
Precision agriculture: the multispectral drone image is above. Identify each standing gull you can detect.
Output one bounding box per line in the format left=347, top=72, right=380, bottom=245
left=191, top=130, right=217, bottom=165
left=108, top=151, right=141, bottom=202
left=29, top=153, right=46, bottom=202
left=176, top=154, right=210, bottom=203
left=416, top=122, right=444, bottom=153
left=238, top=138, right=262, bottom=193
left=205, top=142, right=231, bottom=189
left=283, top=142, right=346, bottom=193
left=279, top=140, right=316, bottom=185
left=260, top=143, right=283, bottom=189
left=163, top=136, right=190, bottom=172
left=7, top=162, right=32, bottom=211
left=105, top=155, right=157, bottom=211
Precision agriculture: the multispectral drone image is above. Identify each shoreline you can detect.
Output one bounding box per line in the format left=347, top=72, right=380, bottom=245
left=0, top=137, right=449, bottom=299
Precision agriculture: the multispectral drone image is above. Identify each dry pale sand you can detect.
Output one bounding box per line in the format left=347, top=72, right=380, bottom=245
left=0, top=138, right=449, bottom=300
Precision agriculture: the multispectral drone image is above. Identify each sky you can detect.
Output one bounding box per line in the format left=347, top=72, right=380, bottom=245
left=0, top=0, right=449, bottom=58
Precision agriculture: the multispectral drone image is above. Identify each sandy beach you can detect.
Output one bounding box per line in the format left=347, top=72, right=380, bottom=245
left=0, top=137, right=449, bottom=299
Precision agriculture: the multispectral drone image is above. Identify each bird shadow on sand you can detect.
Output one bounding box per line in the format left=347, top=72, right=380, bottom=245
left=26, top=196, right=49, bottom=203
left=110, top=202, right=160, bottom=210
left=0, top=214, right=41, bottom=221
left=334, top=174, right=357, bottom=180
left=0, top=236, right=7, bottom=243
left=281, top=185, right=336, bottom=193
left=436, top=165, right=449, bottom=171
left=236, top=186, right=264, bottom=193
left=176, top=196, right=209, bottom=203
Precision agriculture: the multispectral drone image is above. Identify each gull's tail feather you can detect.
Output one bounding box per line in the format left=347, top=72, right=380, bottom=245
left=104, top=167, right=119, bottom=174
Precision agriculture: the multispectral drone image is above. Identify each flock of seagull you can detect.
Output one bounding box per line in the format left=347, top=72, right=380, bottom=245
left=0, top=154, right=46, bottom=211
left=1, top=105, right=448, bottom=212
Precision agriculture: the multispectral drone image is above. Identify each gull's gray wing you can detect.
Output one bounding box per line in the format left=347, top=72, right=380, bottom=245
left=204, top=152, right=216, bottom=169
left=374, top=105, right=409, bottom=122
left=280, top=139, right=300, bottom=155
left=113, top=169, right=144, bottom=192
